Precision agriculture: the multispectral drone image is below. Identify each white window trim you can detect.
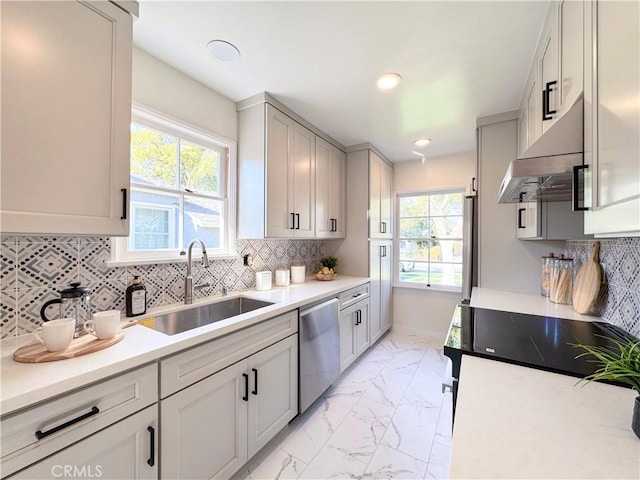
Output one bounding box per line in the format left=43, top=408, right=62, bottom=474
left=109, top=103, right=237, bottom=265
left=393, top=186, right=466, bottom=292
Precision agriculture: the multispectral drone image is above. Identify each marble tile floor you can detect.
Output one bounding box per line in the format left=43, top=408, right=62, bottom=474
left=237, top=330, right=453, bottom=480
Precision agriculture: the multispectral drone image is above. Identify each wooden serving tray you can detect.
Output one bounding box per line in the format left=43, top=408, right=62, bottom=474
left=13, top=331, right=124, bottom=363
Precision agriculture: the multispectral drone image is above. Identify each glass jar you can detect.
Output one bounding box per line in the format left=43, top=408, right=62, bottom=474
left=549, top=255, right=573, bottom=304
left=541, top=253, right=555, bottom=297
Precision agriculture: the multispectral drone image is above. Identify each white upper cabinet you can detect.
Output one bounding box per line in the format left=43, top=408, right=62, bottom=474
left=1, top=0, right=133, bottom=235
left=238, top=97, right=349, bottom=239
left=369, top=152, right=393, bottom=239
left=583, top=0, right=640, bottom=235
left=316, top=137, right=347, bottom=238
left=518, top=0, right=584, bottom=156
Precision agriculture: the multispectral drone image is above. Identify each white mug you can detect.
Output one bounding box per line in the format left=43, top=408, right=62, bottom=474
left=255, top=271, right=272, bottom=291
left=84, top=310, right=120, bottom=340
left=33, top=318, right=75, bottom=352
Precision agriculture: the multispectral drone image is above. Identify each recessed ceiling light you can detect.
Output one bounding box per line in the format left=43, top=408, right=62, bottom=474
left=207, top=40, right=241, bottom=62
left=376, top=73, right=402, bottom=90
left=414, top=137, right=432, bottom=147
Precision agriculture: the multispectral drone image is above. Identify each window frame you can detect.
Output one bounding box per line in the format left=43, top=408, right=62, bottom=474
left=393, top=187, right=466, bottom=292
left=110, top=104, right=237, bottom=265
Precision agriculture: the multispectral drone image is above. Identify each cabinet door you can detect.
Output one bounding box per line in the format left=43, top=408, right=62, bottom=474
left=525, top=69, right=541, bottom=148
left=379, top=162, right=393, bottom=239
left=539, top=4, right=559, bottom=134
left=315, top=137, right=333, bottom=237
left=370, top=152, right=392, bottom=239
left=380, top=240, right=393, bottom=334
left=292, top=123, right=315, bottom=237
left=0, top=0, right=132, bottom=235
left=161, top=360, right=248, bottom=480
left=339, top=305, right=357, bottom=372
left=266, top=105, right=295, bottom=237
left=247, top=335, right=298, bottom=457
left=557, top=0, right=583, bottom=114
left=369, top=153, right=382, bottom=238
left=12, top=406, right=157, bottom=480
left=354, top=301, right=370, bottom=357
left=516, top=201, right=541, bottom=239
left=330, top=146, right=347, bottom=238
left=369, top=241, right=383, bottom=343
left=584, top=0, right=640, bottom=235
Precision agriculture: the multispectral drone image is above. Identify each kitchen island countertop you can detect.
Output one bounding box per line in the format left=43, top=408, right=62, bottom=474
left=0, top=275, right=369, bottom=416
left=450, top=355, right=639, bottom=479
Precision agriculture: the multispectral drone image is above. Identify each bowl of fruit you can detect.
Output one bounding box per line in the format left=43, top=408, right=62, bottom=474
left=315, top=256, right=338, bottom=281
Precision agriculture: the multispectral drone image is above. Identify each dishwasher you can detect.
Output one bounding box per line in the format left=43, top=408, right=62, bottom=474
left=299, top=297, right=340, bottom=413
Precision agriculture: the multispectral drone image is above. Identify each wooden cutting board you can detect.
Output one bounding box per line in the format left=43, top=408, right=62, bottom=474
left=13, top=331, right=124, bottom=363
left=572, top=241, right=602, bottom=314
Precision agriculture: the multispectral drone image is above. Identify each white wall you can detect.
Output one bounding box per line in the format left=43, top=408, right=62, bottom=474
left=132, top=47, right=237, bottom=141
left=477, top=118, right=565, bottom=293
left=393, top=152, right=476, bottom=339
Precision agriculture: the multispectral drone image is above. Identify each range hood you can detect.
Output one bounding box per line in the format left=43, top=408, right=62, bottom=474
left=498, top=97, right=584, bottom=204
left=498, top=152, right=583, bottom=203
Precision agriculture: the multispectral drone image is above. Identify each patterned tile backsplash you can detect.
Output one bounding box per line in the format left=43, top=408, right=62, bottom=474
left=0, top=237, right=324, bottom=338
left=566, top=237, right=640, bottom=337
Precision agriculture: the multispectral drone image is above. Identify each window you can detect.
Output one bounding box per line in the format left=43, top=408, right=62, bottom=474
left=112, top=106, right=236, bottom=263
left=396, top=189, right=464, bottom=290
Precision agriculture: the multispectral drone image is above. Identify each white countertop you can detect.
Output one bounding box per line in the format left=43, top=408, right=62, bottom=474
left=471, top=287, right=599, bottom=321
left=450, top=356, right=639, bottom=479
left=0, top=276, right=368, bottom=416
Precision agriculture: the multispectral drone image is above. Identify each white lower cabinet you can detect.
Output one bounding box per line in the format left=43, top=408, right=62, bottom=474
left=11, top=405, right=158, bottom=480
left=339, top=298, right=370, bottom=373
left=161, top=360, right=249, bottom=480
left=160, top=334, right=298, bottom=479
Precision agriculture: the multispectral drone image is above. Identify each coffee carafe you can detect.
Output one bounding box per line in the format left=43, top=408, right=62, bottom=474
left=40, top=282, right=92, bottom=337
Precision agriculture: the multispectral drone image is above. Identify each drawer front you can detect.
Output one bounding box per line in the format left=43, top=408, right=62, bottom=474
left=339, top=283, right=370, bottom=310
left=160, top=310, right=298, bottom=398
left=1, top=363, right=157, bottom=477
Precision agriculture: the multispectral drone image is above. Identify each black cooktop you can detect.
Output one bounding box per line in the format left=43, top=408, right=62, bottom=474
left=444, top=305, right=636, bottom=382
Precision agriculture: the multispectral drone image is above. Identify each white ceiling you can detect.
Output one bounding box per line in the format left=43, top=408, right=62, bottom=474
left=133, top=1, right=548, bottom=162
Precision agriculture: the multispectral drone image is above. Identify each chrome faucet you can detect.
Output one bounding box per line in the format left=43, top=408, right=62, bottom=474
left=184, top=239, right=210, bottom=304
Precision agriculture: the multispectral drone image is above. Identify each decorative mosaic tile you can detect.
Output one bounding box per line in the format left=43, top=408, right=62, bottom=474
left=17, top=242, right=78, bottom=290
left=1, top=240, right=18, bottom=292
left=1, top=289, right=18, bottom=338
left=90, top=280, right=127, bottom=314
left=126, top=263, right=164, bottom=279
left=79, top=240, right=120, bottom=283
left=164, top=262, right=187, bottom=277
left=164, top=275, right=184, bottom=304
left=19, top=236, right=79, bottom=244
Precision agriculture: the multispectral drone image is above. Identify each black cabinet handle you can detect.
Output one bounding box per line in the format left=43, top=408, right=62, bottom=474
left=35, top=406, right=99, bottom=440
left=120, top=188, right=127, bottom=220
left=290, top=213, right=295, bottom=229
left=472, top=177, right=477, bottom=193
left=355, top=310, right=360, bottom=326
left=147, top=426, right=155, bottom=467
left=295, top=213, right=300, bottom=230
left=542, top=81, right=557, bottom=121
left=334, top=219, right=338, bottom=232
left=252, top=368, right=258, bottom=396
left=572, top=164, right=589, bottom=211
left=352, top=292, right=363, bottom=298
left=518, top=208, right=526, bottom=228
left=242, top=373, right=249, bottom=401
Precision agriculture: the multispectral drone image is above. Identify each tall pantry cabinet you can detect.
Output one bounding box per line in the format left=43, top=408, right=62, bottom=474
left=326, top=145, right=393, bottom=344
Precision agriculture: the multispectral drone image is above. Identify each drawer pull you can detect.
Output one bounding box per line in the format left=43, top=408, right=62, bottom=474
left=147, top=426, right=155, bottom=467
left=242, top=373, right=249, bottom=401
left=35, top=406, right=99, bottom=440
left=351, top=293, right=363, bottom=298
left=252, top=368, right=258, bottom=396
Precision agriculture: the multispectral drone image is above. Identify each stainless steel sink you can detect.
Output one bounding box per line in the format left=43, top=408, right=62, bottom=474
left=149, top=297, right=274, bottom=335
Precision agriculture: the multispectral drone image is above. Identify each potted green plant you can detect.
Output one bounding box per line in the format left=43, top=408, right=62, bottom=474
left=574, top=338, right=640, bottom=439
